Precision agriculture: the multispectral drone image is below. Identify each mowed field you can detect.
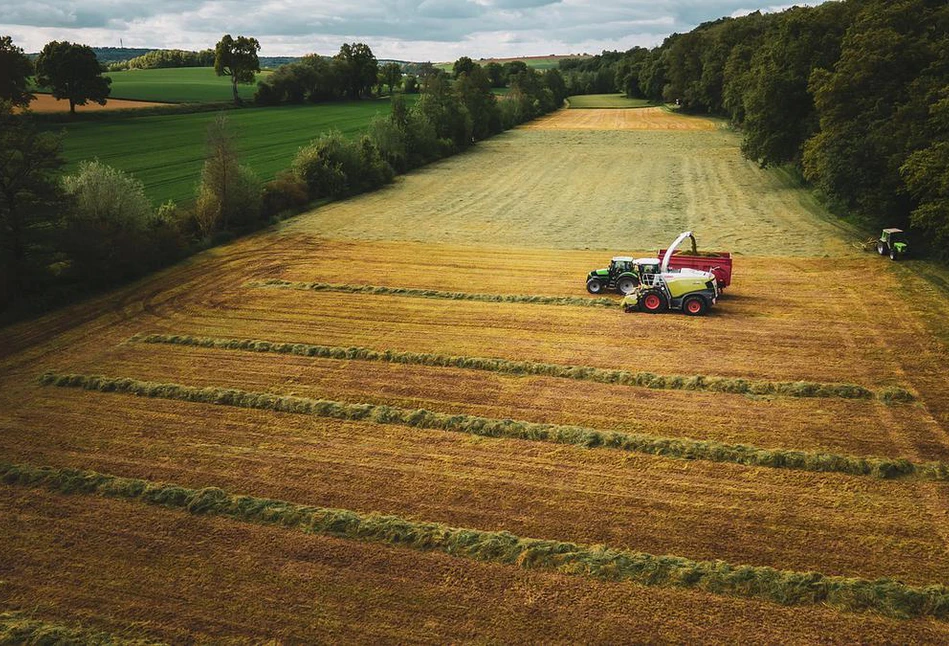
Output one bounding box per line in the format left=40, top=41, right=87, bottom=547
left=566, top=93, right=652, bottom=108
left=49, top=97, right=410, bottom=205
left=4, top=107, right=949, bottom=643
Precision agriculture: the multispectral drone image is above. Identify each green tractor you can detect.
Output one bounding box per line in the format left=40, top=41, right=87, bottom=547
left=877, top=228, right=908, bottom=261
left=586, top=256, right=640, bottom=295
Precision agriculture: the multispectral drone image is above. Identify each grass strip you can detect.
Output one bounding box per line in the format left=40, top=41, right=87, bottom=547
left=38, top=372, right=941, bottom=480
left=0, top=611, right=164, bottom=645
left=4, top=461, right=949, bottom=621
left=132, top=333, right=914, bottom=403
left=246, top=279, right=619, bottom=309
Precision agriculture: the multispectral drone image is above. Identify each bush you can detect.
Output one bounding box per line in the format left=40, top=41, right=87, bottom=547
left=368, top=115, right=407, bottom=172
left=292, top=130, right=393, bottom=199
left=62, top=160, right=151, bottom=229
left=261, top=170, right=310, bottom=218
left=60, top=161, right=166, bottom=283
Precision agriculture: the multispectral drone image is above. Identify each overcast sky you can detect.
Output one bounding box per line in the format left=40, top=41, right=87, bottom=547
left=1, top=1, right=822, bottom=60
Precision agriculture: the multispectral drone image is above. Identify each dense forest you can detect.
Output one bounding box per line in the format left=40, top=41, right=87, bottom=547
left=561, top=0, right=949, bottom=255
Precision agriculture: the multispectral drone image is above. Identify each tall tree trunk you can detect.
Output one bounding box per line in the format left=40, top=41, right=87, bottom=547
left=232, top=77, right=240, bottom=106
left=69, top=99, right=76, bottom=115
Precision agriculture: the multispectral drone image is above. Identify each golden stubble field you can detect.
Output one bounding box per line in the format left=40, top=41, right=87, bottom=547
left=3, top=107, right=949, bottom=643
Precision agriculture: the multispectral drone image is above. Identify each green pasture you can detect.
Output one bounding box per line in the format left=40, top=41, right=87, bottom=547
left=566, top=94, right=652, bottom=109
left=53, top=98, right=409, bottom=205
left=103, top=67, right=270, bottom=103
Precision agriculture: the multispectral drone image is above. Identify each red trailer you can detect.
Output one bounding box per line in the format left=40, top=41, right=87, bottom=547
left=658, top=243, right=733, bottom=290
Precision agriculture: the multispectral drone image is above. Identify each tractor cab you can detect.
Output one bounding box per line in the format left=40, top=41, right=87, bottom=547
left=878, top=229, right=908, bottom=260
left=632, top=258, right=661, bottom=286
left=608, top=256, right=634, bottom=277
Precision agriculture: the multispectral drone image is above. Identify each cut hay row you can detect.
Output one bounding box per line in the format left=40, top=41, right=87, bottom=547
left=246, top=279, right=618, bottom=308
left=4, top=461, right=949, bottom=621
left=0, top=611, right=163, bottom=645
left=38, top=372, right=941, bottom=480
left=131, top=333, right=914, bottom=403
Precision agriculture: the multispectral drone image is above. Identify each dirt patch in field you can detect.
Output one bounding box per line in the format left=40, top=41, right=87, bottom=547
left=23, top=93, right=171, bottom=113
left=524, top=107, right=717, bottom=130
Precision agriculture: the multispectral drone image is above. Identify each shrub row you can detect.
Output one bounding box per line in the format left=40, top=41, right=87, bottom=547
left=248, top=279, right=618, bottom=308
left=133, top=332, right=914, bottom=403
left=39, top=372, right=940, bottom=480
left=0, top=610, right=162, bottom=645
left=4, top=461, right=949, bottom=621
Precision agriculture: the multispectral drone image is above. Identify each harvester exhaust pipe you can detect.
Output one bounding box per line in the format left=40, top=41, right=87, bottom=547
left=661, top=231, right=697, bottom=274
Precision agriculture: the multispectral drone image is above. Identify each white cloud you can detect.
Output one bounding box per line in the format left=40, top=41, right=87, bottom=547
left=0, top=0, right=829, bottom=59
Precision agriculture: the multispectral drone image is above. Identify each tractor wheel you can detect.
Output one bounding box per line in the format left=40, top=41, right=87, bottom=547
left=889, top=249, right=899, bottom=261
left=877, top=241, right=888, bottom=255
left=682, top=295, right=708, bottom=316
left=616, top=276, right=639, bottom=295
left=640, top=290, right=666, bottom=313
left=586, top=278, right=604, bottom=294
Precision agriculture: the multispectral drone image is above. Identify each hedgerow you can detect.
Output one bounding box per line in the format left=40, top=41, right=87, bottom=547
left=4, top=461, right=949, bottom=621
left=247, top=279, right=619, bottom=308
left=39, top=372, right=942, bottom=480
left=132, top=333, right=914, bottom=403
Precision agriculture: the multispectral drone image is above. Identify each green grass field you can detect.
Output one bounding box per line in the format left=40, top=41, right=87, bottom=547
left=104, top=67, right=270, bottom=103
left=54, top=98, right=409, bottom=204
left=567, top=94, right=651, bottom=109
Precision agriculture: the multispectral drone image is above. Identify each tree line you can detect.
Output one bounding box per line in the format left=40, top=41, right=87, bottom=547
left=0, top=35, right=567, bottom=317
left=557, top=0, right=949, bottom=255
left=108, top=48, right=216, bottom=71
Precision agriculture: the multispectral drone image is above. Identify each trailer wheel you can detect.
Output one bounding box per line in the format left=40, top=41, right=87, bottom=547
left=640, top=290, right=666, bottom=313
left=586, top=278, right=604, bottom=294
left=682, top=295, right=708, bottom=316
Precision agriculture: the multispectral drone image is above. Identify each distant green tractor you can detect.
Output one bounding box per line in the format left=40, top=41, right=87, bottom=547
left=877, top=228, right=908, bottom=261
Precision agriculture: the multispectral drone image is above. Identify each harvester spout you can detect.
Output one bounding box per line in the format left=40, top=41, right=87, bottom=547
left=661, top=231, right=696, bottom=273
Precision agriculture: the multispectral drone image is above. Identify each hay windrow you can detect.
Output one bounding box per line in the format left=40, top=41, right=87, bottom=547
left=246, top=279, right=619, bottom=308
left=131, top=333, right=914, bottom=403
left=4, top=461, right=949, bottom=622
left=0, top=610, right=165, bottom=645
left=38, top=372, right=941, bottom=480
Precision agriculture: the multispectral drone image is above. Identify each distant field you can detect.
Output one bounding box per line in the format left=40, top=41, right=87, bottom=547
left=287, top=108, right=829, bottom=255
left=437, top=55, right=589, bottom=72
left=26, top=94, right=170, bottom=113
left=104, top=67, right=269, bottom=103
left=525, top=106, right=717, bottom=131
left=52, top=98, right=411, bottom=205
left=567, top=94, right=651, bottom=109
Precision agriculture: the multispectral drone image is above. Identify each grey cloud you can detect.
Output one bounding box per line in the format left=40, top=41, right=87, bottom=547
left=418, top=0, right=483, bottom=19
left=487, top=0, right=562, bottom=9
left=1, top=0, right=829, bottom=59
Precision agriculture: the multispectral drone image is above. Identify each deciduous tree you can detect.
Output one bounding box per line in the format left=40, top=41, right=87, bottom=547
left=214, top=34, right=261, bottom=106
left=334, top=43, right=378, bottom=99
left=380, top=62, right=402, bottom=95
left=0, top=36, right=34, bottom=107
left=34, top=41, right=111, bottom=115
left=0, top=104, right=65, bottom=306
